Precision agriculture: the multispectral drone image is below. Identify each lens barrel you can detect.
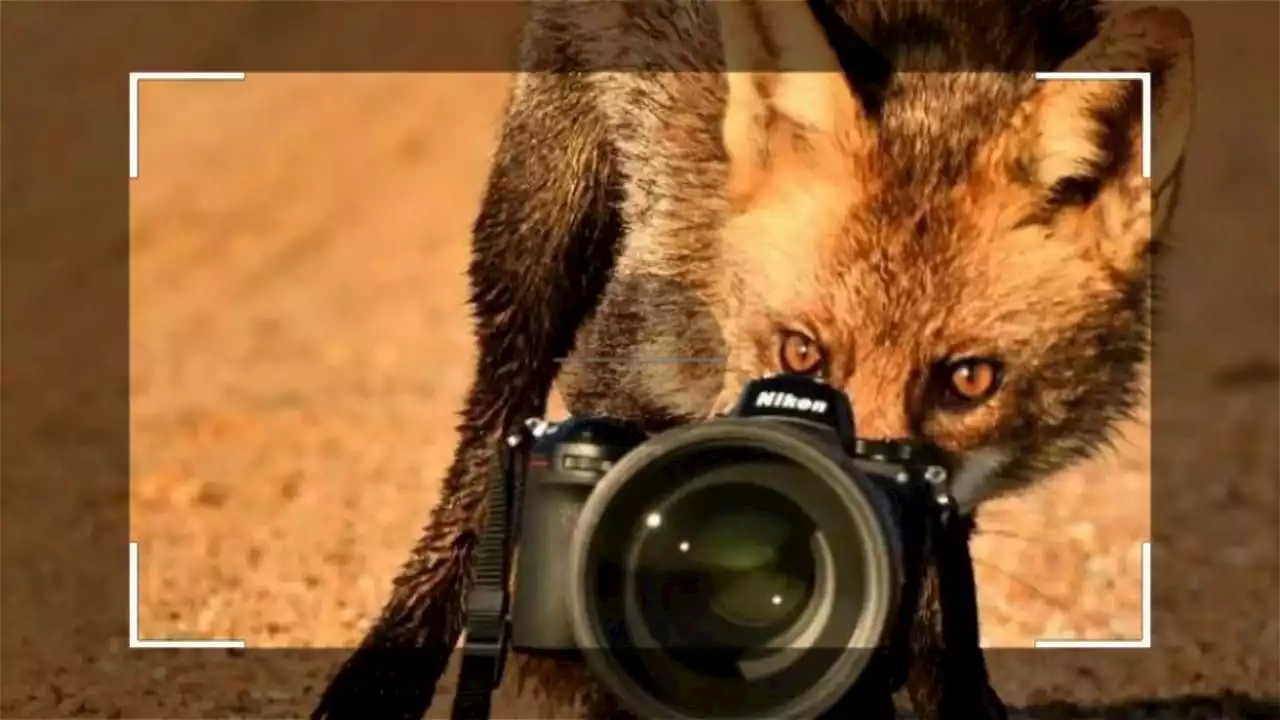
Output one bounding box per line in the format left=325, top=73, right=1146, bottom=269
left=567, top=418, right=903, bottom=720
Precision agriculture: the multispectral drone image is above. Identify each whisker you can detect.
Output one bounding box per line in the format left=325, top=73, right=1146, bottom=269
left=972, top=555, right=1127, bottom=635
left=972, top=520, right=1064, bottom=543
left=970, top=556, right=1081, bottom=615
left=972, top=526, right=1054, bottom=546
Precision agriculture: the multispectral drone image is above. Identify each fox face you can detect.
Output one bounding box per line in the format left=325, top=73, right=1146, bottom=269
left=557, top=0, right=1195, bottom=512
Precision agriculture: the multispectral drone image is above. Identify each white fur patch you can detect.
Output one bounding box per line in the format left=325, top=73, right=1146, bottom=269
left=949, top=446, right=1013, bottom=514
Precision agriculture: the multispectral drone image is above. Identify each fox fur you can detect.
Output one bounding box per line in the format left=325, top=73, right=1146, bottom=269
left=314, top=1, right=1195, bottom=718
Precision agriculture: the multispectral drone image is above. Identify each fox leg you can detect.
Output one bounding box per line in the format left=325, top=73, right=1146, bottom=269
left=312, top=69, right=621, bottom=720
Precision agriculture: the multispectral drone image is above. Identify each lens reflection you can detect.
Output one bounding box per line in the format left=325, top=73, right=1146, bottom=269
left=631, top=481, right=820, bottom=655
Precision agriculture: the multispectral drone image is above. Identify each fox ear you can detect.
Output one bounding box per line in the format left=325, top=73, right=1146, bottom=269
left=718, top=0, right=868, bottom=206
left=1031, top=5, right=1195, bottom=200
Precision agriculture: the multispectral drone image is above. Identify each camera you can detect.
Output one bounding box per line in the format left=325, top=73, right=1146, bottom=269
left=452, top=373, right=967, bottom=720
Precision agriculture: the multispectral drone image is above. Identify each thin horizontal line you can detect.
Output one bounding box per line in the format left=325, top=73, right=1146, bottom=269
left=555, top=357, right=728, bottom=365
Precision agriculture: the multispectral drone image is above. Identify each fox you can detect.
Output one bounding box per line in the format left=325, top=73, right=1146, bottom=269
left=313, top=0, right=1194, bottom=718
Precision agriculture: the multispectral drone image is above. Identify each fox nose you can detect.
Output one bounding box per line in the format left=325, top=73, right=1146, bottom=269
left=843, top=371, right=914, bottom=440
left=850, top=410, right=913, bottom=441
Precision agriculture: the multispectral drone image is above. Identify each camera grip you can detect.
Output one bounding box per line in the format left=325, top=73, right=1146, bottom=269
left=509, top=462, right=592, bottom=651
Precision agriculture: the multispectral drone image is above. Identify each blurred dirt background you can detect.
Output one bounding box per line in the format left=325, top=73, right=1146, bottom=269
left=3, top=2, right=1277, bottom=719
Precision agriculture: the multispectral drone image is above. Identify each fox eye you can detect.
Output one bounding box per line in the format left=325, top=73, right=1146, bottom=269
left=936, top=357, right=1004, bottom=408
left=779, top=331, right=825, bottom=375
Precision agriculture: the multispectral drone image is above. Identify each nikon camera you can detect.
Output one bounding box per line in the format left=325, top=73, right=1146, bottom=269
left=499, top=374, right=956, bottom=719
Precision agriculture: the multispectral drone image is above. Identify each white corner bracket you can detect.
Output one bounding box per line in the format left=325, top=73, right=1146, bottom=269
left=1034, top=72, right=1152, bottom=179
left=129, top=541, right=247, bottom=649
left=1031, top=72, right=1152, bottom=648
left=1034, top=541, right=1152, bottom=649
left=129, top=72, right=247, bottom=180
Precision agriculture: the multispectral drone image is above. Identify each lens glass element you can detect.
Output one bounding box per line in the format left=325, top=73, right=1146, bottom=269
left=631, top=480, right=820, bottom=655
left=575, top=439, right=896, bottom=720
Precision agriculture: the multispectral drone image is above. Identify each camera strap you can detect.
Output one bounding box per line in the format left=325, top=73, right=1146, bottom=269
left=847, top=438, right=943, bottom=695
left=846, top=438, right=1005, bottom=718
left=450, top=429, right=526, bottom=720
left=931, top=508, right=1006, bottom=720
left=883, top=481, right=932, bottom=693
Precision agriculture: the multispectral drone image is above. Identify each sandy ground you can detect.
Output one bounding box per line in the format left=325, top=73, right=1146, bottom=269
left=3, top=3, right=1277, bottom=719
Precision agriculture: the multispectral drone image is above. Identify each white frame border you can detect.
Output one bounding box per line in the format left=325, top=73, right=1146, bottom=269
left=125, top=70, right=1153, bottom=652
left=129, top=541, right=246, bottom=649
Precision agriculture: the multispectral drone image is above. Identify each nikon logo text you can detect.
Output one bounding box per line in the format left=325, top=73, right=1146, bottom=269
left=754, top=391, right=828, bottom=414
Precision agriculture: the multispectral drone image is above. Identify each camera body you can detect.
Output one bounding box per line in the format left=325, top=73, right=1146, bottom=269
left=502, top=373, right=957, bottom=719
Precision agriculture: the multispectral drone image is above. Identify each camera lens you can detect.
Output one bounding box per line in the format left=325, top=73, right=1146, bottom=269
left=630, top=479, right=823, bottom=659
left=569, top=420, right=902, bottom=720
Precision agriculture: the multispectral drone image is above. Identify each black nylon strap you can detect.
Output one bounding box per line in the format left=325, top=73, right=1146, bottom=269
left=450, top=431, right=525, bottom=720
left=932, top=510, right=1007, bottom=720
